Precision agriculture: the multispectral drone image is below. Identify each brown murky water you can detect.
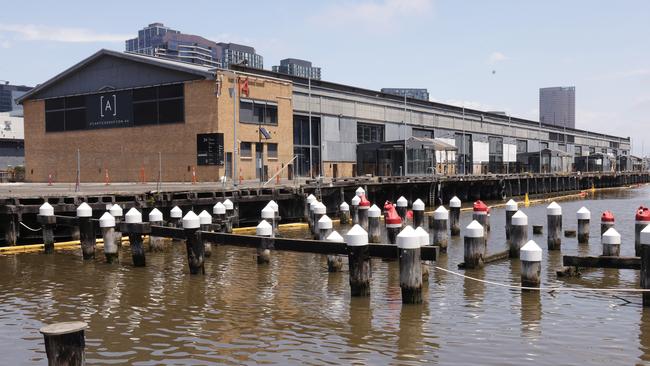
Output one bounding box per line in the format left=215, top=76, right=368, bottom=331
left=2, top=186, right=650, bottom=365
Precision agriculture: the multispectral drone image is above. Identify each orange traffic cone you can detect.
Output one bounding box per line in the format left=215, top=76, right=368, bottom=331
left=48, top=173, right=53, bottom=186
left=104, top=168, right=110, bottom=186
left=140, top=165, right=146, bottom=184
left=239, top=168, right=243, bottom=185
left=191, top=166, right=197, bottom=184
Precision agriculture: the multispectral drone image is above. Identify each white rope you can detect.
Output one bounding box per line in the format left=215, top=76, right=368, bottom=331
left=434, top=266, right=650, bottom=293
left=19, top=222, right=42, bottom=232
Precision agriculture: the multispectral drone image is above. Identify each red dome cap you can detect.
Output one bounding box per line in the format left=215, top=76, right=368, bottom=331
left=359, top=194, right=371, bottom=207
left=636, top=206, right=650, bottom=221
left=384, top=204, right=402, bottom=225
left=601, top=210, right=615, bottom=222
left=473, top=200, right=489, bottom=212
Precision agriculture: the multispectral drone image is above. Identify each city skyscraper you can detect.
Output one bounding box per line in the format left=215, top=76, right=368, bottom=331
left=0, top=82, right=31, bottom=115
left=539, top=86, right=575, bottom=128
left=272, top=58, right=321, bottom=79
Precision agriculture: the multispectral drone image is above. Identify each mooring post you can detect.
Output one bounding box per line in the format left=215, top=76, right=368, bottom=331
left=306, top=194, right=317, bottom=229
left=577, top=206, right=591, bottom=244
left=472, top=200, right=489, bottom=239
left=198, top=210, right=213, bottom=258
left=39, top=321, right=87, bottom=366
left=182, top=211, right=204, bottom=274
left=309, top=199, right=319, bottom=233
left=412, top=199, right=425, bottom=228
left=510, top=210, right=528, bottom=258
left=147, top=208, right=164, bottom=252
left=396, top=196, right=408, bottom=223
left=432, top=206, right=448, bottom=252
left=385, top=206, right=402, bottom=245
left=99, top=212, right=117, bottom=263
left=213, top=202, right=227, bottom=233
left=223, top=199, right=234, bottom=233
left=351, top=195, right=360, bottom=226
left=318, top=214, right=333, bottom=241
left=345, top=224, right=371, bottom=297
left=125, top=208, right=146, bottom=266
left=312, top=202, right=326, bottom=239
left=339, top=201, right=350, bottom=225
left=505, top=199, right=518, bottom=240
left=449, top=196, right=461, bottom=236
left=520, top=240, right=542, bottom=288
left=76, top=202, right=95, bottom=260
left=256, top=220, right=273, bottom=264
left=636, top=206, right=650, bottom=257
left=38, top=203, right=56, bottom=254
left=415, top=226, right=430, bottom=281
left=547, top=201, right=562, bottom=250
left=169, top=206, right=183, bottom=245
left=397, top=225, right=422, bottom=304
left=602, top=227, right=621, bottom=257
left=326, top=230, right=344, bottom=272
left=355, top=186, right=365, bottom=198
left=367, top=204, right=382, bottom=243
left=640, top=225, right=650, bottom=306
left=358, top=195, right=371, bottom=231
left=600, top=211, right=615, bottom=236
left=267, top=200, right=280, bottom=237
left=261, top=204, right=276, bottom=238
left=109, top=204, right=123, bottom=246
left=464, top=220, right=485, bottom=269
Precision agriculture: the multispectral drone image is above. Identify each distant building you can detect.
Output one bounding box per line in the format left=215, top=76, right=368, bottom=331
left=272, top=58, right=321, bottom=80
left=216, top=43, right=264, bottom=69
left=381, top=88, right=429, bottom=101
left=0, top=112, right=24, bottom=169
left=0, top=83, right=31, bottom=115
left=539, top=86, right=575, bottom=128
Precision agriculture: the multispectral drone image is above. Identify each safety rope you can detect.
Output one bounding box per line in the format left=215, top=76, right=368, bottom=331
left=434, top=266, right=650, bottom=292
left=19, top=222, right=42, bottom=232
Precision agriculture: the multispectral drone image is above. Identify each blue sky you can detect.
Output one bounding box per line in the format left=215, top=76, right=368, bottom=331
left=1, top=0, right=648, bottom=154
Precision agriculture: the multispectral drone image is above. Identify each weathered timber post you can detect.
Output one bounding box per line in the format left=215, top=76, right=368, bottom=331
left=464, top=220, right=485, bottom=269
left=99, top=212, right=117, bottom=263
left=318, top=214, right=333, bottom=241
left=432, top=206, right=448, bottom=252
left=125, top=208, right=146, bottom=266
left=148, top=208, right=165, bottom=252
left=510, top=210, right=528, bottom=258
left=182, top=211, right=204, bottom=274
left=169, top=206, right=183, bottom=245
left=223, top=199, right=234, bottom=233
left=600, top=211, right=615, bottom=236
left=396, top=196, right=408, bottom=223
left=547, top=201, right=562, bottom=251
left=640, top=225, right=650, bottom=306
left=309, top=199, right=319, bottom=233
left=577, top=206, right=590, bottom=244
left=397, top=225, right=422, bottom=304
left=386, top=206, right=402, bottom=245
left=198, top=210, right=213, bottom=258
left=358, top=195, right=371, bottom=231
left=412, top=199, right=425, bottom=228
left=339, top=201, right=350, bottom=225
left=505, top=199, right=518, bottom=240
left=415, top=226, right=430, bottom=281
left=367, top=204, right=382, bottom=243
left=326, top=230, right=344, bottom=272
left=351, top=195, right=360, bottom=226
left=449, top=196, right=461, bottom=236
left=636, top=206, right=650, bottom=257
left=256, top=220, right=273, bottom=264
left=345, top=224, right=370, bottom=297
left=602, top=227, right=621, bottom=257
left=261, top=205, right=276, bottom=238
left=472, top=200, right=489, bottom=239
left=76, top=203, right=95, bottom=260
left=305, top=193, right=316, bottom=226
left=38, top=203, right=56, bottom=254
left=39, top=321, right=87, bottom=366
left=520, top=240, right=542, bottom=288
left=312, top=202, right=326, bottom=240
left=109, top=204, right=123, bottom=245
left=213, top=202, right=227, bottom=233
left=268, top=200, right=280, bottom=237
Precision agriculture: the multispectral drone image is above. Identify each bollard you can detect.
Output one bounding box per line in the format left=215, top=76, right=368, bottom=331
left=510, top=210, right=528, bottom=258
left=355, top=186, right=366, bottom=197
left=640, top=225, right=650, bottom=306
left=256, top=220, right=273, bottom=264
left=520, top=240, right=542, bottom=288
left=77, top=202, right=95, bottom=260
left=326, top=230, right=344, bottom=272
left=367, top=204, right=381, bottom=243
left=148, top=208, right=165, bottom=252
left=414, top=226, right=430, bottom=282
left=547, top=201, right=562, bottom=250
left=268, top=200, right=280, bottom=237
left=223, top=199, right=234, bottom=233
left=345, top=224, right=371, bottom=297
left=318, top=214, right=333, bottom=241
left=198, top=210, right=213, bottom=258
left=577, top=207, right=591, bottom=244
left=170, top=206, right=183, bottom=245
left=100, top=212, right=117, bottom=263
left=636, top=207, right=650, bottom=257
left=358, top=194, right=371, bottom=230
left=432, top=206, right=448, bottom=252
left=385, top=207, right=402, bottom=245
left=351, top=195, right=361, bottom=225
left=412, top=199, right=425, bottom=228
left=125, top=208, right=146, bottom=266
left=472, top=200, right=489, bottom=238
left=450, top=196, right=461, bottom=236
left=109, top=204, right=123, bottom=245
left=505, top=199, right=518, bottom=240
left=183, top=211, right=204, bottom=274
left=600, top=211, right=615, bottom=236
left=602, top=227, right=621, bottom=256
left=305, top=194, right=317, bottom=228
left=339, top=201, right=350, bottom=225
left=464, top=220, right=485, bottom=269
left=38, top=203, right=56, bottom=254
left=213, top=202, right=227, bottom=233
left=261, top=205, right=276, bottom=238
left=40, top=321, right=87, bottom=366
left=396, top=196, right=408, bottom=223
left=397, top=226, right=422, bottom=304
left=309, top=199, right=319, bottom=232
left=312, top=202, right=326, bottom=240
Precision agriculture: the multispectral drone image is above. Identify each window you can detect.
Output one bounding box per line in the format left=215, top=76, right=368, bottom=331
left=240, top=99, right=278, bottom=125
left=575, top=146, right=582, bottom=156
left=133, top=84, right=184, bottom=125
left=45, top=96, right=87, bottom=132
left=240, top=142, right=252, bottom=158
left=357, top=123, right=384, bottom=143
left=267, top=143, right=278, bottom=158
left=516, top=139, right=527, bottom=153
left=540, top=142, right=549, bottom=149
left=412, top=128, right=433, bottom=139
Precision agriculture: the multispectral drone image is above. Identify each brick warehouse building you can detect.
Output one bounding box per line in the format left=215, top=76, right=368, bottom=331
left=19, top=49, right=293, bottom=183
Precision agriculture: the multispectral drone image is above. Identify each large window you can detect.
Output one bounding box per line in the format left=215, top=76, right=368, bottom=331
left=240, top=99, right=278, bottom=125
left=45, top=96, right=87, bottom=132
left=516, top=139, right=528, bottom=153
left=357, top=122, right=384, bottom=143
left=412, top=128, right=433, bottom=139
left=267, top=143, right=278, bottom=159
left=293, top=115, right=321, bottom=177
left=133, top=84, right=184, bottom=125
left=240, top=142, right=252, bottom=158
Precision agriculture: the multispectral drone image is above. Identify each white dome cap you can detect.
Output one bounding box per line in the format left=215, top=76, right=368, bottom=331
left=351, top=195, right=361, bottom=206
left=465, top=220, right=484, bottom=238
left=368, top=204, right=381, bottom=218
left=199, top=210, right=212, bottom=225
left=99, top=212, right=115, bottom=228
left=182, top=211, right=200, bottom=229
left=340, top=201, right=349, bottom=211
left=148, top=208, right=163, bottom=222
left=397, top=225, right=419, bottom=249
left=577, top=206, right=590, bottom=220
left=355, top=187, right=365, bottom=197
left=397, top=196, right=408, bottom=207
left=170, top=206, right=182, bottom=218
left=223, top=199, right=234, bottom=210
left=602, top=228, right=621, bottom=245
left=345, top=225, right=368, bottom=246
left=433, top=205, right=448, bottom=220
left=313, top=202, right=327, bottom=214
left=520, top=240, right=542, bottom=262
left=318, top=215, right=333, bottom=229
left=213, top=202, right=226, bottom=215
left=414, top=226, right=429, bottom=246
left=326, top=230, right=344, bottom=242
left=505, top=199, right=518, bottom=211
left=39, top=202, right=54, bottom=216
left=261, top=205, right=275, bottom=219
left=547, top=201, right=562, bottom=216
left=449, top=196, right=461, bottom=208
left=267, top=200, right=279, bottom=212
left=125, top=207, right=142, bottom=224
left=511, top=210, right=528, bottom=226
left=412, top=199, right=425, bottom=211
left=306, top=194, right=317, bottom=204
left=76, top=202, right=92, bottom=218
left=256, top=220, right=272, bottom=236
left=109, top=204, right=123, bottom=217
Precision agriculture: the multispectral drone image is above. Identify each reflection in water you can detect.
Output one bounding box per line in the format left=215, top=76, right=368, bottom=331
left=520, top=290, right=542, bottom=339
left=640, top=309, right=650, bottom=363
left=463, top=268, right=485, bottom=306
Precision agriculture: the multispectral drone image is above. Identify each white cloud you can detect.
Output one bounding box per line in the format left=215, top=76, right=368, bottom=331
left=0, top=23, right=129, bottom=43
left=487, top=51, right=508, bottom=64
left=432, top=98, right=493, bottom=111
left=311, top=0, right=434, bottom=29
left=0, top=40, right=11, bottom=49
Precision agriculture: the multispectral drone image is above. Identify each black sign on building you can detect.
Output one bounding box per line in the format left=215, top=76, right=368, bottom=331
left=86, top=91, right=133, bottom=129
left=197, top=133, right=224, bottom=166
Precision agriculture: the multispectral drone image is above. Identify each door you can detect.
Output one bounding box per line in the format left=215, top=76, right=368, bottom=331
left=255, top=143, right=263, bottom=180
left=225, top=152, right=232, bottom=179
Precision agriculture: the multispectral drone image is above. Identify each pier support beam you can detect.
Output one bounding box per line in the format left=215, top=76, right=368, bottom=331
left=38, top=203, right=55, bottom=254
left=183, top=211, right=204, bottom=274
left=397, top=226, right=422, bottom=304
left=99, top=212, right=117, bottom=263
left=345, top=225, right=370, bottom=297
left=577, top=207, right=590, bottom=244
left=449, top=196, right=461, bottom=236
left=547, top=202, right=562, bottom=251
left=76, top=203, right=95, bottom=260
